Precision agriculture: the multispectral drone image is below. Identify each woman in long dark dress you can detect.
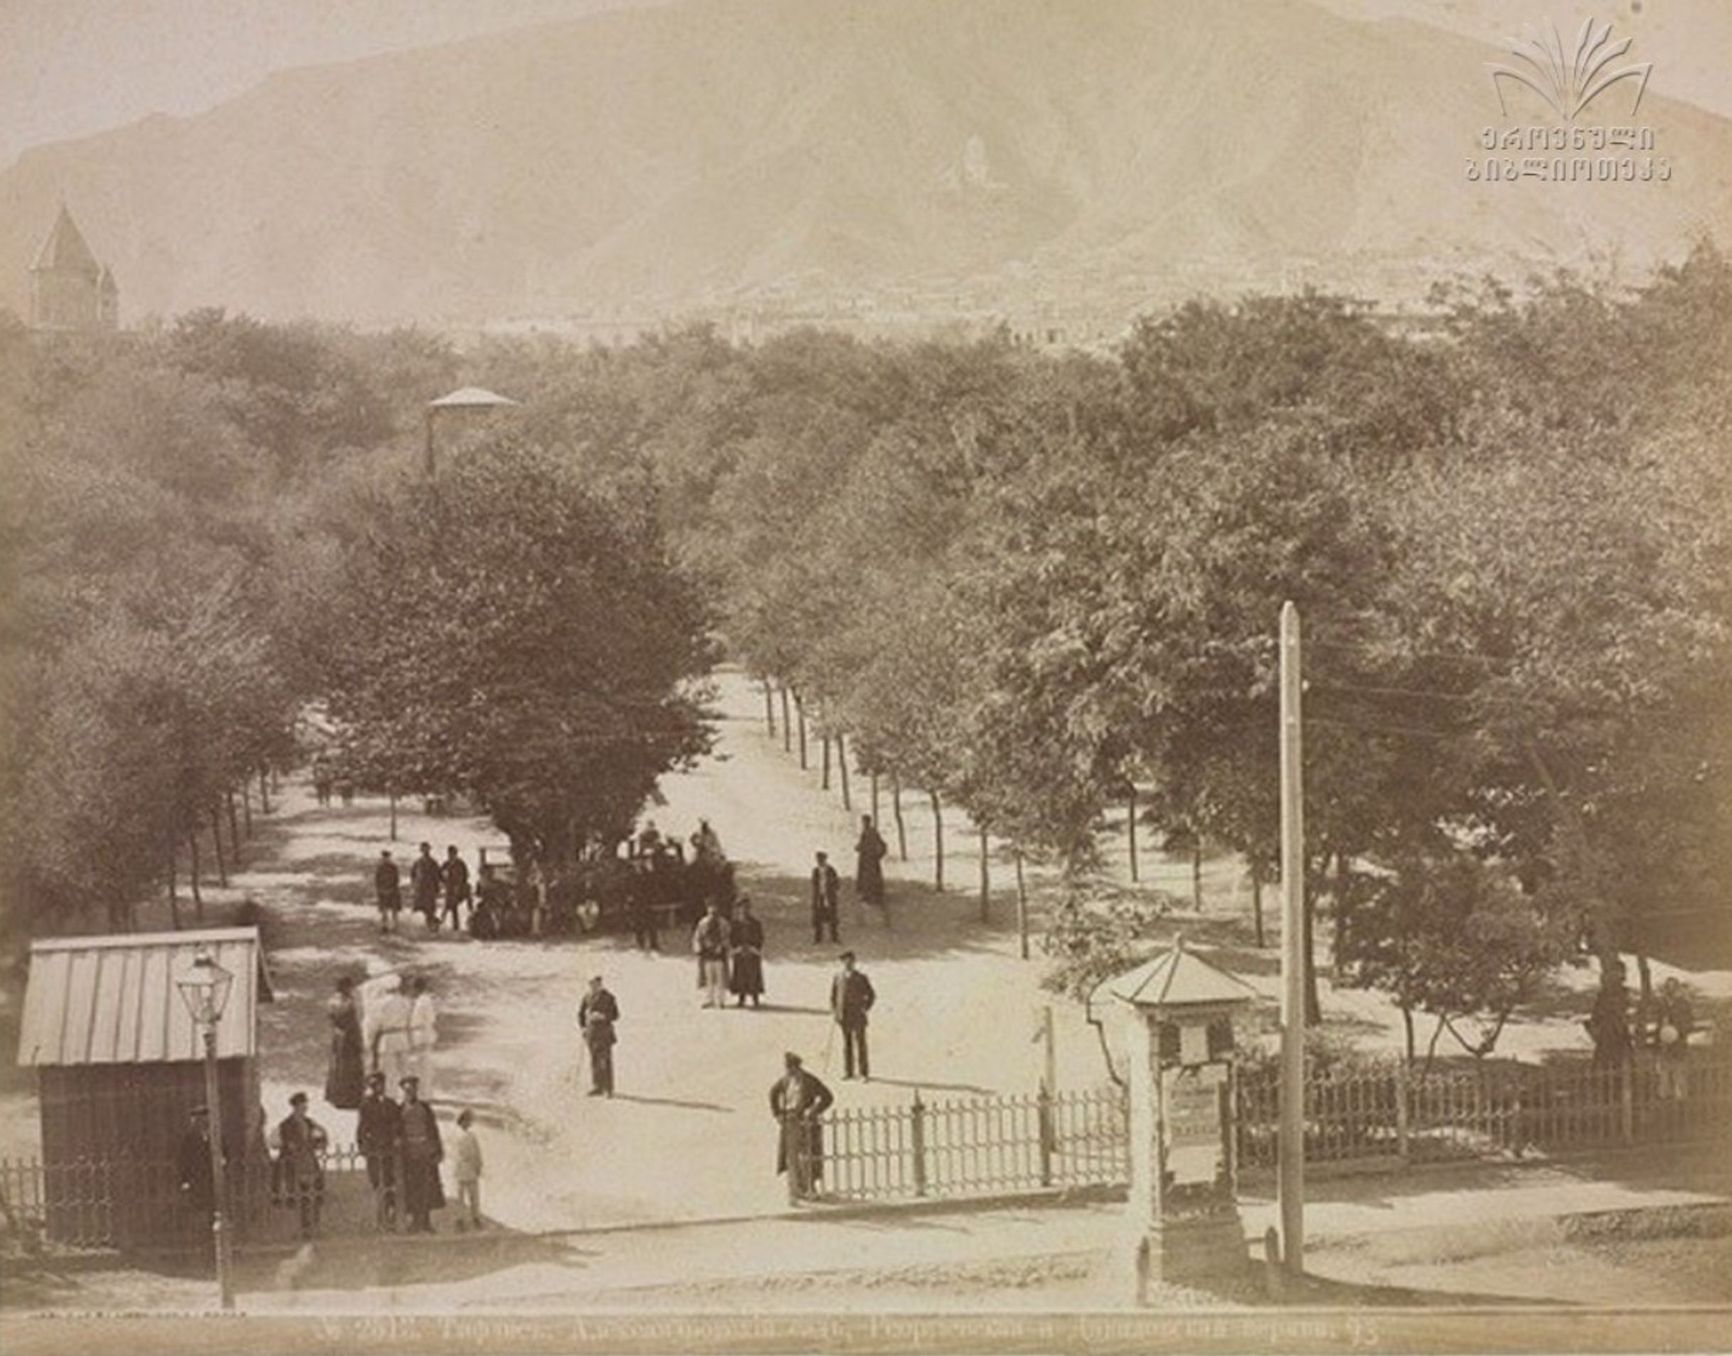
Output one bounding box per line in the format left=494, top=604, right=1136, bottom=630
left=325, top=977, right=366, bottom=1110
left=729, top=897, right=765, bottom=1007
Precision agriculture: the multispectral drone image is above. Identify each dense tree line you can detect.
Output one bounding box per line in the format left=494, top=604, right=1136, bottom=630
left=5, top=249, right=1726, bottom=1066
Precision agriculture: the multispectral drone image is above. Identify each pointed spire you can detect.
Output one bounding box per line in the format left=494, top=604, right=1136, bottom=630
left=32, top=205, right=101, bottom=278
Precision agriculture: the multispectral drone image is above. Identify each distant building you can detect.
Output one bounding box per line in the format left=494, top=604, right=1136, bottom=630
left=30, top=205, right=119, bottom=332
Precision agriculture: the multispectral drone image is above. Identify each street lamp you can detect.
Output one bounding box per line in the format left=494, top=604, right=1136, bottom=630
left=176, top=948, right=236, bottom=1310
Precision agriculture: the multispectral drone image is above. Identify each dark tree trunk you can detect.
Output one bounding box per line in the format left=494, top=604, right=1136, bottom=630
left=1635, top=946, right=1654, bottom=1039
left=1250, top=861, right=1266, bottom=949
left=167, top=845, right=181, bottom=931
left=780, top=686, right=792, bottom=753
left=226, top=789, right=241, bottom=860
left=837, top=734, right=851, bottom=811
left=1332, top=852, right=1355, bottom=971
left=241, top=782, right=253, bottom=837
left=1191, top=839, right=1203, bottom=910
left=978, top=827, right=989, bottom=922
left=1401, top=1005, right=1416, bottom=1066
left=892, top=773, right=908, bottom=861
left=258, top=767, right=271, bottom=814
left=188, top=834, right=204, bottom=920
left=795, top=694, right=808, bottom=770
left=389, top=791, right=398, bottom=841
left=871, top=770, right=880, bottom=825
left=210, top=805, right=228, bottom=887
left=821, top=733, right=831, bottom=790
left=764, top=680, right=776, bottom=736
left=1127, top=788, right=1139, bottom=883
left=931, top=791, right=944, bottom=893
left=1015, top=848, right=1029, bottom=960
left=1302, top=885, right=1321, bottom=1026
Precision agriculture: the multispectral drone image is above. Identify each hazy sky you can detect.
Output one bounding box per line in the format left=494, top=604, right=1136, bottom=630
left=3, top=0, right=1727, bottom=169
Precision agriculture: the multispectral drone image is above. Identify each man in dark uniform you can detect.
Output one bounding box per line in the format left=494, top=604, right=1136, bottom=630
left=176, top=1105, right=215, bottom=1232
left=272, top=1092, right=328, bottom=1239
left=770, top=1052, right=833, bottom=1201
left=411, top=842, right=442, bottom=931
left=375, top=850, right=402, bottom=934
left=356, top=1071, right=401, bottom=1231
left=578, top=975, right=621, bottom=1096
left=811, top=851, right=841, bottom=944
left=396, top=1075, right=444, bottom=1233
left=441, top=845, right=471, bottom=932
left=830, top=951, right=876, bottom=1081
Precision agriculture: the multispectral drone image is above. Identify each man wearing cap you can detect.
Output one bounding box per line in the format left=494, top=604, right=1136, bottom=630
left=272, top=1092, right=329, bottom=1240
left=578, top=975, right=621, bottom=1097
left=811, top=851, right=841, bottom=944
left=176, top=1105, right=215, bottom=1229
left=691, top=900, right=732, bottom=1009
left=396, top=1075, right=445, bottom=1233
left=770, top=1052, right=833, bottom=1200
left=830, top=951, right=876, bottom=1081
left=411, top=842, right=442, bottom=931
left=375, top=850, right=402, bottom=933
left=357, top=1071, right=401, bottom=1231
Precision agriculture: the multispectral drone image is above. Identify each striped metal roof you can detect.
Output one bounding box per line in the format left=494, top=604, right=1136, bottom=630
left=17, top=927, right=273, bottom=1068
left=1101, top=936, right=1259, bottom=1011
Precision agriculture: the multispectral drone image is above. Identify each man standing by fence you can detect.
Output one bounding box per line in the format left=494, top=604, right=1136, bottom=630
left=830, top=951, right=876, bottom=1081
left=771, top=1052, right=833, bottom=1201
left=357, top=1071, right=400, bottom=1231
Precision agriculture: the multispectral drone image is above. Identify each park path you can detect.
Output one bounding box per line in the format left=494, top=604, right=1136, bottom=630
left=210, top=668, right=1109, bottom=1232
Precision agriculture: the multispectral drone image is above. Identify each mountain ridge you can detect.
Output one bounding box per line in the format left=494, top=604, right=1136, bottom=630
left=4, top=0, right=1727, bottom=326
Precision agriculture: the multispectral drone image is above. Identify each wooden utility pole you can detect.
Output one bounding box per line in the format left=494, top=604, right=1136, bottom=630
left=1278, top=600, right=1306, bottom=1276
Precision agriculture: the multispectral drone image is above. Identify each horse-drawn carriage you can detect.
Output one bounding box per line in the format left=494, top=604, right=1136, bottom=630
left=465, top=835, right=738, bottom=941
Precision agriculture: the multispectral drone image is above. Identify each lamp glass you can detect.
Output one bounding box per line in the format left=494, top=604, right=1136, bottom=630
left=175, top=951, right=235, bottom=1027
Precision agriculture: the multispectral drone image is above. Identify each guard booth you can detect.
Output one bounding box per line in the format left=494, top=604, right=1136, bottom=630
left=1096, top=935, right=1258, bottom=1293
left=15, top=927, right=274, bottom=1248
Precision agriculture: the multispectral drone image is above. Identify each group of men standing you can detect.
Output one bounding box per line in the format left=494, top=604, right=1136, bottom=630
left=374, top=843, right=471, bottom=934
left=355, top=1071, right=467, bottom=1233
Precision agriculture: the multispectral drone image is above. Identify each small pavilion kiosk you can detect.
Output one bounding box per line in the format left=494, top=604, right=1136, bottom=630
left=424, top=385, right=518, bottom=476
left=15, top=927, right=273, bottom=1246
left=1098, top=935, right=1258, bottom=1294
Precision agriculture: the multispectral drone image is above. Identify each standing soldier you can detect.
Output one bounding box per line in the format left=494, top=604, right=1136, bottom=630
left=811, top=851, right=841, bottom=944
left=854, top=815, right=889, bottom=910
left=830, top=951, right=876, bottom=1081
left=770, top=1052, right=833, bottom=1201
left=396, top=1075, right=444, bottom=1233
left=628, top=861, right=660, bottom=952
left=374, top=850, right=402, bottom=934
left=692, top=901, right=732, bottom=1009
left=176, top=1105, right=215, bottom=1235
left=578, top=975, right=621, bottom=1097
left=441, top=846, right=471, bottom=932
left=356, top=1071, right=401, bottom=1231
left=411, top=842, right=442, bottom=931
left=271, top=1092, right=328, bottom=1240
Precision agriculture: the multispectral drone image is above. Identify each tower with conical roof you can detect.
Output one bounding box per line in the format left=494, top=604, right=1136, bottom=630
left=29, top=206, right=119, bottom=332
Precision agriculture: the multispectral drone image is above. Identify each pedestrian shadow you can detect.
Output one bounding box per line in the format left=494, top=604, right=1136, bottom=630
left=607, top=1093, right=734, bottom=1114
left=749, top=1003, right=831, bottom=1016
left=863, top=1076, right=997, bottom=1097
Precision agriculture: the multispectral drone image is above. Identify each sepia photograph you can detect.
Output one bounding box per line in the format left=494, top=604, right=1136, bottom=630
left=0, top=2, right=1728, bottom=1353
